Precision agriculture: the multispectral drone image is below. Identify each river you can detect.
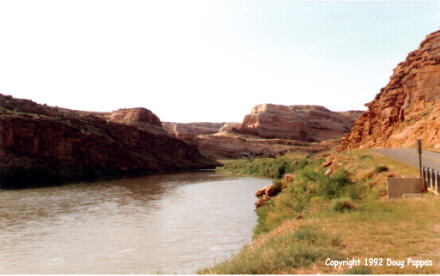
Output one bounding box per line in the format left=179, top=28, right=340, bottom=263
left=0, top=171, right=270, bottom=274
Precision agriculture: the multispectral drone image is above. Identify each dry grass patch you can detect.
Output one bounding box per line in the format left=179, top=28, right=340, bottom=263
left=204, top=149, right=440, bottom=274
left=306, top=195, right=440, bottom=273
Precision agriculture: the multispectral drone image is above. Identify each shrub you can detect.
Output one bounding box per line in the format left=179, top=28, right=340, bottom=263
left=271, top=179, right=282, bottom=195
left=298, top=168, right=353, bottom=199
left=345, top=266, right=372, bottom=274
left=374, top=165, right=388, bottom=173
left=253, top=165, right=355, bottom=237
left=359, top=155, right=372, bottom=161
left=330, top=197, right=356, bottom=213
left=220, top=157, right=306, bottom=179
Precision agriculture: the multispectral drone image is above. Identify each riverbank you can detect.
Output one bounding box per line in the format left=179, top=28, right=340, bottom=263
left=201, top=150, right=440, bottom=274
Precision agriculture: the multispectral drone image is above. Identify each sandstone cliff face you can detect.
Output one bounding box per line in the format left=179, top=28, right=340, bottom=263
left=340, top=29, right=440, bottom=150
left=0, top=94, right=218, bottom=188
left=237, top=104, right=362, bottom=142
left=109, top=108, right=161, bottom=126
left=106, top=108, right=167, bottom=135
left=162, top=122, right=224, bottom=137
left=196, top=134, right=339, bottom=159
left=218, top=122, right=241, bottom=134
left=161, top=105, right=360, bottom=160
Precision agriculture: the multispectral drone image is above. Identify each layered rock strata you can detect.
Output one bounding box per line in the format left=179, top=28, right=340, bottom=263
left=162, top=122, right=224, bottom=137
left=236, top=104, right=362, bottom=142
left=0, top=94, right=218, bottom=188
left=340, top=29, right=440, bottom=150
left=161, top=105, right=360, bottom=160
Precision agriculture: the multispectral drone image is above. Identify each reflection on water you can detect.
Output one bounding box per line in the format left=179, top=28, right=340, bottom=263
left=0, top=171, right=270, bottom=273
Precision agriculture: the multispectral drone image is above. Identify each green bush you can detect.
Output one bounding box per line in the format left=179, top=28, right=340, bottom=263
left=359, top=155, right=372, bottom=161
left=271, top=179, right=282, bottom=195
left=221, top=157, right=308, bottom=179
left=330, top=197, right=356, bottom=213
left=298, top=168, right=353, bottom=199
left=374, top=165, right=389, bottom=173
left=345, top=266, right=372, bottom=274
left=253, top=164, right=356, bottom=237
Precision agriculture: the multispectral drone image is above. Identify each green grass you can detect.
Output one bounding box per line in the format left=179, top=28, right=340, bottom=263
left=203, top=150, right=440, bottom=274
left=217, top=157, right=311, bottom=179
left=329, top=197, right=356, bottom=213
left=253, top=166, right=359, bottom=237
left=201, top=225, right=342, bottom=274
left=345, top=266, right=372, bottom=274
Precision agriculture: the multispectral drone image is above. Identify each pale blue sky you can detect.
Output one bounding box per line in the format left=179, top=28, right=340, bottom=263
left=0, top=1, right=439, bottom=122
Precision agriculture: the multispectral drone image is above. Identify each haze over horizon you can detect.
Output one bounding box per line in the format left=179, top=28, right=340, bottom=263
left=0, top=1, right=439, bottom=123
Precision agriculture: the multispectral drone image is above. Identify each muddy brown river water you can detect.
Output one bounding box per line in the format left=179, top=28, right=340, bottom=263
left=0, top=171, right=271, bottom=273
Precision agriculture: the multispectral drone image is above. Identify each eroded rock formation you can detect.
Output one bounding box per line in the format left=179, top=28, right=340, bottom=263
left=236, top=104, right=362, bottom=142
left=161, top=105, right=361, bottom=160
left=0, top=94, right=218, bottom=188
left=340, top=29, right=440, bottom=150
left=162, top=122, right=224, bottom=137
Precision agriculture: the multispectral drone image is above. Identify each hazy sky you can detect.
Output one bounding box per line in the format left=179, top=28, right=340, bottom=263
left=0, top=1, right=439, bottom=122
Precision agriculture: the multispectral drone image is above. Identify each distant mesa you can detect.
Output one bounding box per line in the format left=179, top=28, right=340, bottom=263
left=236, top=104, right=362, bottom=142
left=109, top=107, right=162, bottom=127
left=162, top=122, right=224, bottom=137
left=107, top=108, right=167, bottom=136
left=340, top=28, right=440, bottom=150
left=162, top=104, right=362, bottom=160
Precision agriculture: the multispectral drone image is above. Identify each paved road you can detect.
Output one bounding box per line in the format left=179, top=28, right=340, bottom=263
left=375, top=148, right=440, bottom=170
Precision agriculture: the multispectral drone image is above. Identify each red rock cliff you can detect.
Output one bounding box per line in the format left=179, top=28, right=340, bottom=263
left=162, top=122, right=225, bottom=137
left=0, top=94, right=219, bottom=188
left=340, top=29, right=440, bottom=150
left=237, top=104, right=362, bottom=142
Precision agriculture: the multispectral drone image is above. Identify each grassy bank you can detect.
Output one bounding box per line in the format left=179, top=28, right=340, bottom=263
left=201, top=150, right=440, bottom=274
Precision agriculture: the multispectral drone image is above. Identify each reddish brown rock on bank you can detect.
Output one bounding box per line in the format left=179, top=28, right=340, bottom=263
left=340, top=29, right=440, bottom=150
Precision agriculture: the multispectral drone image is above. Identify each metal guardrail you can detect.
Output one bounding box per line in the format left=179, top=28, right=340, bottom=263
left=422, top=166, right=440, bottom=193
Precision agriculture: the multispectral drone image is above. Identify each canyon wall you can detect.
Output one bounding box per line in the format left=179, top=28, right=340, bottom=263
left=236, top=104, right=362, bottom=142
left=162, top=122, right=224, bottom=137
left=0, top=94, right=218, bottom=188
left=340, top=29, right=440, bottom=150
left=161, top=104, right=361, bottom=159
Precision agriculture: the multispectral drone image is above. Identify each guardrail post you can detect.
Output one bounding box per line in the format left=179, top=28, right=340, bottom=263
left=428, top=168, right=432, bottom=189
left=422, top=167, right=426, bottom=186
left=437, top=170, right=440, bottom=193
left=435, top=169, right=439, bottom=193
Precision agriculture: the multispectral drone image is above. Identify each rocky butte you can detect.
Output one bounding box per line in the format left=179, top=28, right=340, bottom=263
left=163, top=104, right=362, bottom=159
left=236, top=104, right=362, bottom=142
left=0, top=94, right=218, bottom=189
left=340, top=28, right=440, bottom=150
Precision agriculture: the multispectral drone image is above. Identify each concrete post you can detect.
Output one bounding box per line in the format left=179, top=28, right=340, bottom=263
left=428, top=168, right=432, bottom=189
left=437, top=171, right=440, bottom=193
left=435, top=169, right=439, bottom=193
